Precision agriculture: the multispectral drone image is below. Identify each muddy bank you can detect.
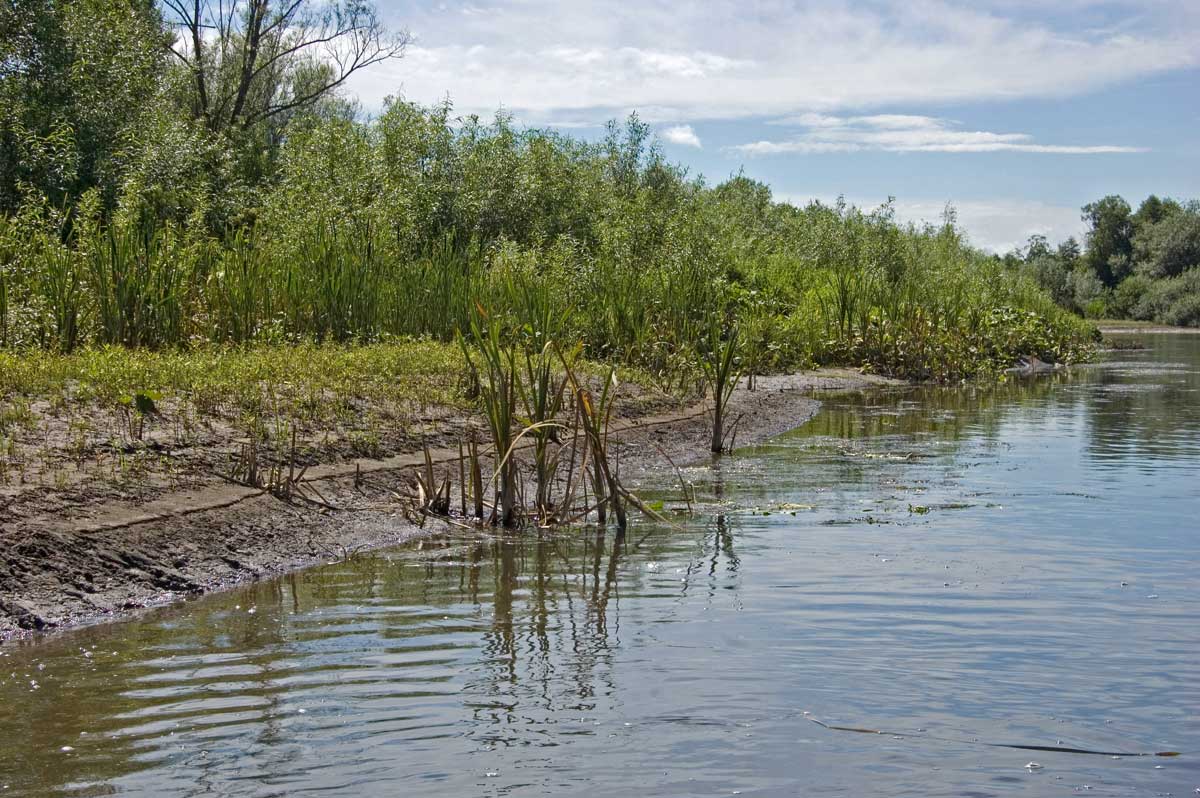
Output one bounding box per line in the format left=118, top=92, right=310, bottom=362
left=0, top=369, right=898, bottom=640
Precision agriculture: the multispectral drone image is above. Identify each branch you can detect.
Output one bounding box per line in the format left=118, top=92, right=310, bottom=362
left=248, top=26, right=365, bottom=84
left=161, top=0, right=408, bottom=132
left=258, top=0, right=306, bottom=38
left=166, top=44, right=192, bottom=65
left=242, top=30, right=407, bottom=127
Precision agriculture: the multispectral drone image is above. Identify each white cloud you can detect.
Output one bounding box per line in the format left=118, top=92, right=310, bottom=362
left=902, top=198, right=1089, bottom=250
left=732, top=114, right=1144, bottom=155
left=776, top=193, right=1087, bottom=252
left=661, top=124, right=702, bottom=148
left=914, top=199, right=1087, bottom=252
left=348, top=0, right=1200, bottom=123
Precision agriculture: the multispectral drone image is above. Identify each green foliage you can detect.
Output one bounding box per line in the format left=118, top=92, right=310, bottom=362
left=0, top=0, right=168, bottom=212
left=0, top=341, right=469, bottom=423
left=2, top=87, right=1096, bottom=376
left=1108, top=274, right=1152, bottom=319
left=1133, top=203, right=1200, bottom=280
left=1131, top=269, right=1200, bottom=327
left=1022, top=254, right=1074, bottom=309
left=84, top=213, right=196, bottom=348
left=699, top=316, right=743, bottom=452
left=1131, top=195, right=1182, bottom=232
left=0, top=0, right=1103, bottom=359
left=458, top=304, right=521, bottom=525
left=0, top=0, right=1132, bottom=349
left=1081, top=195, right=1134, bottom=287
left=1023, top=195, right=1199, bottom=328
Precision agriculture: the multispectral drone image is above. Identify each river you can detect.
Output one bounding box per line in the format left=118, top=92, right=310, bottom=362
left=2, top=333, right=1197, bottom=796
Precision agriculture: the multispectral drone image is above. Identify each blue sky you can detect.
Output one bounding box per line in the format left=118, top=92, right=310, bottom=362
left=346, top=0, right=1200, bottom=251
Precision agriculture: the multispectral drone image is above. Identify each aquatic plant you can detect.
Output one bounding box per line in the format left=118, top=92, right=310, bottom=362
left=700, top=317, right=743, bottom=453
left=459, top=304, right=521, bottom=526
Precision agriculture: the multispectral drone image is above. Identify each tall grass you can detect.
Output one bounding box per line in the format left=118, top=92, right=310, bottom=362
left=385, top=235, right=484, bottom=341
left=84, top=217, right=193, bottom=349
left=0, top=205, right=1092, bottom=382
left=700, top=317, right=742, bottom=453
left=207, top=229, right=269, bottom=344
left=460, top=304, right=521, bottom=526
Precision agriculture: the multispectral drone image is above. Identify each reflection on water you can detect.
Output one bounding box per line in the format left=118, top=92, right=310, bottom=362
left=2, top=334, right=1198, bottom=797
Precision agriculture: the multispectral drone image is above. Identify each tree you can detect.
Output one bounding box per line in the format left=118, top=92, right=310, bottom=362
left=161, top=0, right=408, bottom=135
left=1056, top=236, right=1081, bottom=265
left=1022, top=233, right=1051, bottom=261
left=1132, top=194, right=1182, bottom=233
left=0, top=0, right=168, bottom=212
left=1081, top=195, right=1133, bottom=287
left=1023, top=254, right=1073, bottom=308
left=1133, top=204, right=1200, bottom=279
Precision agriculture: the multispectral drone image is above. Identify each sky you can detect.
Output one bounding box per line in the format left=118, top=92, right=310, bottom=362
left=345, top=0, right=1200, bottom=252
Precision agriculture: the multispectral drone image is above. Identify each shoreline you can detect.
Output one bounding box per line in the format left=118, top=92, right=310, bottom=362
left=1098, top=323, right=1200, bottom=335
left=1, top=368, right=901, bottom=642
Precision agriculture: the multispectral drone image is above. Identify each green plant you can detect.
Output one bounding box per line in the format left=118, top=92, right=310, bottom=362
left=700, top=317, right=743, bottom=453
left=459, top=304, right=521, bottom=527
left=86, top=216, right=191, bottom=348
left=560, top=355, right=625, bottom=529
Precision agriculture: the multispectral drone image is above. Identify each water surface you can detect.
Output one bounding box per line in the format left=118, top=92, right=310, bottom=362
left=2, top=334, right=1198, bottom=796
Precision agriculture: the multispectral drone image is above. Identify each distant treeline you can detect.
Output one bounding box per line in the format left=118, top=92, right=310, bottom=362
left=1002, top=197, right=1200, bottom=327
left=0, top=0, right=1094, bottom=381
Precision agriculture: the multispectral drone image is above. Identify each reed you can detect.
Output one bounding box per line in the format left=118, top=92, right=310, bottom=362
left=459, top=304, right=521, bottom=526
left=207, top=229, right=269, bottom=344
left=701, top=317, right=743, bottom=453
left=85, top=217, right=192, bottom=349
left=40, top=239, right=82, bottom=353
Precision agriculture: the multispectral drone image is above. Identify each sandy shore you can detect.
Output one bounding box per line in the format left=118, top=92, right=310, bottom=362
left=1, top=368, right=900, bottom=640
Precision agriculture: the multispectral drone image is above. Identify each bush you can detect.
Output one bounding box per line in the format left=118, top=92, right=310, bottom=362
left=1132, top=268, right=1200, bottom=327
left=1022, top=255, right=1075, bottom=310
left=1072, top=269, right=1107, bottom=316
left=1108, top=273, right=1151, bottom=319
left=1, top=103, right=1096, bottom=381
left=1134, top=207, right=1200, bottom=279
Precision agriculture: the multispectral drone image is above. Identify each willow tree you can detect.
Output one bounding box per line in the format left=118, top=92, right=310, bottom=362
left=0, top=0, right=168, bottom=212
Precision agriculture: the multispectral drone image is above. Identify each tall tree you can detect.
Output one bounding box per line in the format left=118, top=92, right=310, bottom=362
left=1132, top=194, right=1182, bottom=233
left=1133, top=202, right=1200, bottom=279
left=1022, top=233, right=1051, bottom=261
left=0, top=0, right=168, bottom=212
left=161, top=0, right=407, bottom=135
left=1056, top=236, right=1081, bottom=265
left=1081, top=195, right=1133, bottom=287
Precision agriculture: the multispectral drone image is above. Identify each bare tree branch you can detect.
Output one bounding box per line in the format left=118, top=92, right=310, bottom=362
left=158, top=0, right=406, bottom=134
left=243, top=33, right=405, bottom=126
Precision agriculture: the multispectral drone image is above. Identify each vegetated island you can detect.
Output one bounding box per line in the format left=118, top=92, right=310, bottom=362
left=0, top=0, right=1127, bottom=637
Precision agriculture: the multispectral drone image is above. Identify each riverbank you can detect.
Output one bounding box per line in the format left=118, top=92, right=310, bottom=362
left=0, top=364, right=900, bottom=639
left=1097, top=319, right=1200, bottom=334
